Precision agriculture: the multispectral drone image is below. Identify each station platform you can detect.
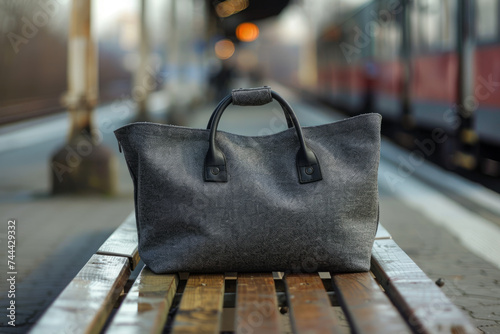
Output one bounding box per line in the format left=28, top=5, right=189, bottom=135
left=1, top=90, right=500, bottom=333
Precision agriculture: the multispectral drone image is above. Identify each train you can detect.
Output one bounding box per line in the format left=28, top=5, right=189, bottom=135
left=314, top=0, right=500, bottom=177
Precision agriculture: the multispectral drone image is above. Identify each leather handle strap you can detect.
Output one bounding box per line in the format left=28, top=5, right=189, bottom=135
left=232, top=86, right=272, bottom=106
left=206, top=86, right=294, bottom=129
left=204, top=89, right=323, bottom=184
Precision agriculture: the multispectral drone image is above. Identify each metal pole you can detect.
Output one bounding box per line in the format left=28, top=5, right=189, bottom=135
left=135, top=0, right=151, bottom=121
left=454, top=0, right=478, bottom=170
left=50, top=0, right=117, bottom=195
left=165, top=0, right=185, bottom=125
left=401, top=0, right=413, bottom=129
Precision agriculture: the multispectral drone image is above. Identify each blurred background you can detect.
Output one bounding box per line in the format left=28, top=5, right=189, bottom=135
left=1, top=0, right=500, bottom=182
left=1, top=0, right=500, bottom=332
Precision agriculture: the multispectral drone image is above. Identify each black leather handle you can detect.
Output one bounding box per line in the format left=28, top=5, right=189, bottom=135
left=206, top=86, right=294, bottom=129
left=232, top=86, right=272, bottom=106
left=204, top=90, right=322, bottom=184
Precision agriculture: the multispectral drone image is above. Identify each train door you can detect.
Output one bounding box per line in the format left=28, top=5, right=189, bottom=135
left=410, top=0, right=458, bottom=132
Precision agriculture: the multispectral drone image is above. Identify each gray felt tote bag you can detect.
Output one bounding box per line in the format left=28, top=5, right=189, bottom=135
left=114, top=86, right=381, bottom=274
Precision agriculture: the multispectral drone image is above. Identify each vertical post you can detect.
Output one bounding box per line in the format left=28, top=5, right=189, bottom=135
left=50, top=0, right=117, bottom=195
left=134, top=0, right=152, bottom=121
left=67, top=0, right=97, bottom=138
left=165, top=0, right=184, bottom=125
left=191, top=0, right=210, bottom=101
left=165, top=0, right=177, bottom=101
left=189, top=0, right=206, bottom=103
left=299, top=0, right=318, bottom=89
left=400, top=0, right=413, bottom=129
left=454, top=0, right=477, bottom=169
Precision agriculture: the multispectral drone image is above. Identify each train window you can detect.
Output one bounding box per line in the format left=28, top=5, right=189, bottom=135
left=376, top=22, right=401, bottom=61
left=373, top=0, right=401, bottom=61
left=476, top=0, right=499, bottom=43
left=411, top=0, right=456, bottom=53
left=418, top=0, right=441, bottom=51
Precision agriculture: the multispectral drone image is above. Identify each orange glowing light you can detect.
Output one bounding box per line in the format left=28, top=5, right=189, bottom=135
left=214, top=39, right=235, bottom=59
left=236, top=22, right=259, bottom=42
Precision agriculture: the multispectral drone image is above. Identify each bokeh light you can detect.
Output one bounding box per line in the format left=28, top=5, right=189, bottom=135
left=236, top=22, right=259, bottom=42
left=214, top=39, right=235, bottom=59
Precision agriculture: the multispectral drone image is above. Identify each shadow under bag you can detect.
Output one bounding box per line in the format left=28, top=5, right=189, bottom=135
left=115, top=86, right=381, bottom=274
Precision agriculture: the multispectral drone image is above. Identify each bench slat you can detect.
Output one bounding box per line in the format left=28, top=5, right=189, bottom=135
left=371, top=239, right=477, bottom=334
left=333, top=272, right=412, bottom=334
left=285, top=273, right=342, bottom=334
left=105, top=265, right=178, bottom=334
left=235, top=273, right=282, bottom=334
left=97, top=212, right=140, bottom=270
left=171, top=274, right=225, bottom=334
left=375, top=224, right=392, bottom=240
left=30, top=254, right=130, bottom=334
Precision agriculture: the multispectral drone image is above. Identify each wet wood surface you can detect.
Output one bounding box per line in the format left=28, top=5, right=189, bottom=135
left=30, top=216, right=478, bottom=334
left=171, top=274, right=225, bottom=334
left=371, top=239, right=477, bottom=334
left=30, top=254, right=130, bottom=334
left=106, top=265, right=178, bottom=334
left=235, top=273, right=282, bottom=334
left=97, top=212, right=140, bottom=270
left=285, top=273, right=342, bottom=334
left=333, top=272, right=412, bottom=334
left=375, top=224, right=392, bottom=240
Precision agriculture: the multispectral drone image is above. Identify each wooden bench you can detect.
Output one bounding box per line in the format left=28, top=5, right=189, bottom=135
left=30, top=213, right=476, bottom=334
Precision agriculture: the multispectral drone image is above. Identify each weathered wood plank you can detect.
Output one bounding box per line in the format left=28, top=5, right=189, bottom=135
left=105, top=265, right=178, bottom=334
left=30, top=254, right=130, bottom=334
left=371, top=239, right=477, bottom=334
left=97, top=212, right=140, bottom=269
left=235, top=273, right=282, bottom=334
left=171, top=274, right=225, bottom=334
left=333, top=272, right=412, bottom=334
left=375, top=224, right=392, bottom=240
left=285, top=273, right=342, bottom=334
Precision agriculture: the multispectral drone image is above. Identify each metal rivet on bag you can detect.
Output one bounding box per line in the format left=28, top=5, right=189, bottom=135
left=305, top=167, right=314, bottom=175
left=210, top=167, right=220, bottom=175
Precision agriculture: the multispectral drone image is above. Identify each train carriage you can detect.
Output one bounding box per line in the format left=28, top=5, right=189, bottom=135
left=315, top=0, right=500, bottom=176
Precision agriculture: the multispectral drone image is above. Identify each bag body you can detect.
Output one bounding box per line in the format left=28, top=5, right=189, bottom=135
left=115, top=87, right=381, bottom=274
